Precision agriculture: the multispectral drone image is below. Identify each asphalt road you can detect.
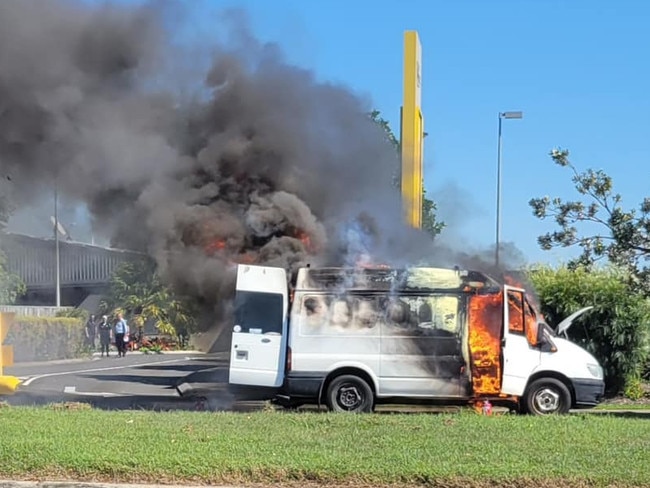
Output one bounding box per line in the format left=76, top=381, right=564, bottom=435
left=3, top=352, right=244, bottom=411
left=5, top=355, right=647, bottom=417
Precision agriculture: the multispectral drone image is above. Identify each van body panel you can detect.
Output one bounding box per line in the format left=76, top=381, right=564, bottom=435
left=226, top=265, right=604, bottom=412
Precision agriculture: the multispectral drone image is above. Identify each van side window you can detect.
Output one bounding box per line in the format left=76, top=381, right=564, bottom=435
left=234, top=291, right=283, bottom=334
left=381, top=295, right=459, bottom=336
left=299, top=295, right=379, bottom=335
left=507, top=290, right=525, bottom=335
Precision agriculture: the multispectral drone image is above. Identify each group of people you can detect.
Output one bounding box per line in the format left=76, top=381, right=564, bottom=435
left=84, top=312, right=130, bottom=358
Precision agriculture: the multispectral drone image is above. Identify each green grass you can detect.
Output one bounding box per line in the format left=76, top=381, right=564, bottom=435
left=595, top=402, right=650, bottom=411
left=0, top=407, right=649, bottom=487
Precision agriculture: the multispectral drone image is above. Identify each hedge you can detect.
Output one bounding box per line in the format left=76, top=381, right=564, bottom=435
left=527, top=265, right=650, bottom=395
left=5, top=316, right=87, bottom=362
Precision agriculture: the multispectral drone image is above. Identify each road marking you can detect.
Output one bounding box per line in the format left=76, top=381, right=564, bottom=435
left=21, top=357, right=192, bottom=386
left=63, top=386, right=127, bottom=397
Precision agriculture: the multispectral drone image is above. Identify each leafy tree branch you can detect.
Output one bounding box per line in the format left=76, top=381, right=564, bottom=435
left=530, top=148, right=650, bottom=293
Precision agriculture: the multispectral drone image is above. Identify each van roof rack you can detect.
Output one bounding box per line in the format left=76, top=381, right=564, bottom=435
left=294, top=266, right=500, bottom=293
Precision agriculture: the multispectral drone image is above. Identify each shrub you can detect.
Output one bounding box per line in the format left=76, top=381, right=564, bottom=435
left=5, top=316, right=86, bottom=362
left=528, top=265, right=650, bottom=395
left=624, top=377, right=645, bottom=401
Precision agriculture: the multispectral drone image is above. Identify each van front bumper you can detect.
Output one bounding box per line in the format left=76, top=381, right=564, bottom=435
left=572, top=378, right=605, bottom=408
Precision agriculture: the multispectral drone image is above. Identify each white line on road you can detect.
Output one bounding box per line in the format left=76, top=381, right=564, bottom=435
left=63, top=386, right=127, bottom=397
left=21, top=357, right=193, bottom=386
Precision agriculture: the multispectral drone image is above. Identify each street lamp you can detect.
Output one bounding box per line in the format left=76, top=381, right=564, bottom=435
left=495, top=110, right=523, bottom=269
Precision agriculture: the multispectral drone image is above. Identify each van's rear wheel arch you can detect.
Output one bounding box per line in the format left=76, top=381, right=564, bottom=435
left=321, top=369, right=375, bottom=413
left=522, top=373, right=574, bottom=415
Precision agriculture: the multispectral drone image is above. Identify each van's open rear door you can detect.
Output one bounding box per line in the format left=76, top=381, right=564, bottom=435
left=229, top=264, right=289, bottom=388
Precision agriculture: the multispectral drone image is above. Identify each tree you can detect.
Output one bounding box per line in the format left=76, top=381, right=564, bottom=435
left=369, top=110, right=445, bottom=239
left=101, top=260, right=195, bottom=337
left=0, top=192, right=25, bottom=304
left=527, top=265, right=650, bottom=395
left=529, top=148, right=650, bottom=294
left=0, top=252, right=25, bottom=304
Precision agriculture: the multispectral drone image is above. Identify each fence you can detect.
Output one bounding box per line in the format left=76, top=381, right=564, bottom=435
left=0, top=306, right=73, bottom=317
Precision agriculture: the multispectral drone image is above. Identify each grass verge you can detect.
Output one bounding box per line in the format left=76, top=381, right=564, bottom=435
left=0, top=406, right=649, bottom=487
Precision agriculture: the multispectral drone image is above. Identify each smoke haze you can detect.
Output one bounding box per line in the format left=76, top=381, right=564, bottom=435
left=0, top=1, right=523, bottom=330
left=0, top=1, right=433, bottom=312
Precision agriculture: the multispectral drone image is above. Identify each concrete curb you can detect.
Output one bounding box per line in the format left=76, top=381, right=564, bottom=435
left=91, top=351, right=205, bottom=357
left=0, top=482, right=235, bottom=488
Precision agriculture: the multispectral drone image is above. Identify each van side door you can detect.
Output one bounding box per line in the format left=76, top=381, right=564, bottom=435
left=501, top=285, right=541, bottom=396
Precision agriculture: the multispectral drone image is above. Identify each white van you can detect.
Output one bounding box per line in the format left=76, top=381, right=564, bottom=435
left=228, top=264, right=605, bottom=414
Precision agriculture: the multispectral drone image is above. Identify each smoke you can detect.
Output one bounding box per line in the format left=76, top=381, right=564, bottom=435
left=0, top=0, right=440, bottom=324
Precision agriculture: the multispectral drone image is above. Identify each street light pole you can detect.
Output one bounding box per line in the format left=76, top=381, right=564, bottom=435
left=495, top=111, right=523, bottom=269
left=54, top=183, right=61, bottom=308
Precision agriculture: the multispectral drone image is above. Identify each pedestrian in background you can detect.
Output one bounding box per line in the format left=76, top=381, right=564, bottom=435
left=114, top=312, right=130, bottom=358
left=98, top=315, right=112, bottom=357
left=85, top=314, right=97, bottom=350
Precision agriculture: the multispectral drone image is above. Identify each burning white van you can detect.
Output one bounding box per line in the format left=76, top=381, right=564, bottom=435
left=228, top=264, right=605, bottom=415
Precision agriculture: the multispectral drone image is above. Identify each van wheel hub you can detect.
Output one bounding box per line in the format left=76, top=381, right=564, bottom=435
left=338, top=386, right=362, bottom=409
left=534, top=388, right=560, bottom=413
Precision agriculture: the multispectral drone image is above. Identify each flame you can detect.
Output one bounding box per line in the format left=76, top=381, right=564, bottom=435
left=353, top=253, right=390, bottom=269
left=504, top=274, right=525, bottom=289
left=504, top=274, right=541, bottom=346
left=295, top=231, right=312, bottom=251
left=468, top=292, right=503, bottom=395
left=236, top=252, right=257, bottom=264
left=204, top=238, right=227, bottom=256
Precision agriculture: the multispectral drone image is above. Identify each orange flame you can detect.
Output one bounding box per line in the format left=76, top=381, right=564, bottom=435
left=468, top=292, right=503, bottom=395
left=504, top=275, right=541, bottom=346
left=296, top=231, right=312, bottom=251
left=204, top=238, right=227, bottom=256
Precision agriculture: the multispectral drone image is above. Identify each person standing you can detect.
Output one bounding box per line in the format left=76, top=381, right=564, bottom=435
left=85, top=314, right=97, bottom=350
left=114, top=312, right=130, bottom=358
left=98, top=315, right=112, bottom=357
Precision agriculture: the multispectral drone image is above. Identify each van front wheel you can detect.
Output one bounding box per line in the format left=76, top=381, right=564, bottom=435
left=326, top=375, right=374, bottom=413
left=523, top=378, right=571, bottom=415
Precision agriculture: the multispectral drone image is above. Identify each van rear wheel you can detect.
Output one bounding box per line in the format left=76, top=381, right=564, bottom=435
left=524, top=378, right=571, bottom=415
left=326, top=375, right=374, bottom=413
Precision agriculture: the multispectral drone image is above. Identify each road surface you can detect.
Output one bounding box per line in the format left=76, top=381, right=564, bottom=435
left=5, top=354, right=644, bottom=417
left=2, top=352, right=244, bottom=411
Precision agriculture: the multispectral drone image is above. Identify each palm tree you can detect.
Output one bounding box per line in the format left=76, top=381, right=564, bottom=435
left=101, top=261, right=194, bottom=340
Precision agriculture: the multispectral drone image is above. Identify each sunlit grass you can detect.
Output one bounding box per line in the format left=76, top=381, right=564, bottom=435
left=0, top=407, right=648, bottom=487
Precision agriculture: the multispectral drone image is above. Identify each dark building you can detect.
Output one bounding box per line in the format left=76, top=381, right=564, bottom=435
left=0, top=233, right=144, bottom=307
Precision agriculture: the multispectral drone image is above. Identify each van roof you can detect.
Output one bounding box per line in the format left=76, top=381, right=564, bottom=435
left=294, top=266, right=500, bottom=293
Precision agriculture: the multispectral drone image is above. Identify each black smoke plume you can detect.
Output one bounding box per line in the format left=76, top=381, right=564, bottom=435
left=0, top=0, right=442, bottom=328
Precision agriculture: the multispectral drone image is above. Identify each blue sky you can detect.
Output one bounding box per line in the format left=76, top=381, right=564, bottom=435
left=187, top=0, right=649, bottom=264
left=89, top=0, right=650, bottom=264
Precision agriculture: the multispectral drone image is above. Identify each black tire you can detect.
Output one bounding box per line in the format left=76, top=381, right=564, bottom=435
left=326, top=375, right=374, bottom=413
left=523, top=378, right=572, bottom=415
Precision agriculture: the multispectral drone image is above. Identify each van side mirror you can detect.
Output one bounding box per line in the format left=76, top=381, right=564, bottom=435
left=536, top=322, right=546, bottom=344
left=536, top=322, right=558, bottom=353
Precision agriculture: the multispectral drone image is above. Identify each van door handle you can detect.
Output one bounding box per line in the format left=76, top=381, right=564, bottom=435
left=261, top=338, right=271, bottom=343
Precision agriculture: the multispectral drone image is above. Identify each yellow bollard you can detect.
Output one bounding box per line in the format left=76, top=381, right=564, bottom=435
left=0, top=375, right=21, bottom=394
left=0, top=312, right=21, bottom=395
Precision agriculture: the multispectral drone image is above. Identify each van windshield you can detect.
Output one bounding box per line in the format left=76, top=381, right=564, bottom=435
left=234, top=290, right=284, bottom=334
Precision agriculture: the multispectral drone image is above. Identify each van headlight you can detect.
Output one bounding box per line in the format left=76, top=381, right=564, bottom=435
left=587, top=363, right=603, bottom=379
